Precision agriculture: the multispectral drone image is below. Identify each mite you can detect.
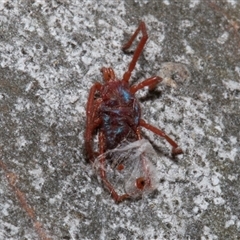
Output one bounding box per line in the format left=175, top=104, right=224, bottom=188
left=85, top=21, right=183, bottom=203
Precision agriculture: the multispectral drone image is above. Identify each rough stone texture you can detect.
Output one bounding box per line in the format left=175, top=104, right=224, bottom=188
left=0, top=0, right=240, bottom=239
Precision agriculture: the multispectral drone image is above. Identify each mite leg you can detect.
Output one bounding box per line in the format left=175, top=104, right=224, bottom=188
left=130, top=76, right=163, bottom=94
left=101, top=67, right=116, bottom=82
left=85, top=82, right=102, bottom=162
left=139, top=119, right=183, bottom=156
left=122, top=21, right=148, bottom=83
left=98, top=131, right=129, bottom=203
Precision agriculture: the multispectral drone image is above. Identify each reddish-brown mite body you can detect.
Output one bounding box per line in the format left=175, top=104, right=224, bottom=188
left=85, top=21, right=183, bottom=203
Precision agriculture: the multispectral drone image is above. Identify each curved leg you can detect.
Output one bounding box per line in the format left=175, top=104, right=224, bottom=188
left=98, top=131, right=129, bottom=203
left=139, top=119, right=183, bottom=156
left=85, top=82, right=102, bottom=162
left=130, top=76, right=163, bottom=94
left=122, top=21, right=148, bottom=83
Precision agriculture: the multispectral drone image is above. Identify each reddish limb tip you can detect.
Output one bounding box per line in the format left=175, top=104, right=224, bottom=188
left=136, top=177, right=146, bottom=190
left=122, top=21, right=148, bottom=83
left=130, top=76, right=163, bottom=94
left=172, top=147, right=183, bottom=157
left=101, top=67, right=116, bottom=81
left=117, top=164, right=125, bottom=171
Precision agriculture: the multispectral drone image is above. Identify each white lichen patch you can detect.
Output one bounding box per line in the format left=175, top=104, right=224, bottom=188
left=202, top=226, right=218, bottom=240
left=225, top=215, right=239, bottom=228
left=199, top=92, right=213, bottom=101
left=28, top=166, right=45, bottom=191
left=189, top=0, right=200, bottom=8
left=179, top=20, right=194, bottom=30
left=134, top=0, right=149, bottom=7
left=217, top=31, right=229, bottom=44
left=213, top=197, right=225, bottom=205
left=63, top=215, right=81, bottom=239
left=184, top=40, right=195, bottom=55
left=1, top=202, right=11, bottom=216
left=163, top=0, right=170, bottom=5
left=226, top=0, right=237, bottom=6
left=222, top=79, right=240, bottom=91
left=235, top=66, right=240, bottom=77
left=0, top=221, right=20, bottom=238
left=15, top=135, right=30, bottom=150
left=14, top=97, right=32, bottom=112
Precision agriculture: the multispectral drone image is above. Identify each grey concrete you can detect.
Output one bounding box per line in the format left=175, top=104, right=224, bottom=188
left=0, top=0, right=239, bottom=239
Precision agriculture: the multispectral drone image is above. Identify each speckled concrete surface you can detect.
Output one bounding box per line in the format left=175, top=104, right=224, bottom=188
left=0, top=0, right=240, bottom=239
